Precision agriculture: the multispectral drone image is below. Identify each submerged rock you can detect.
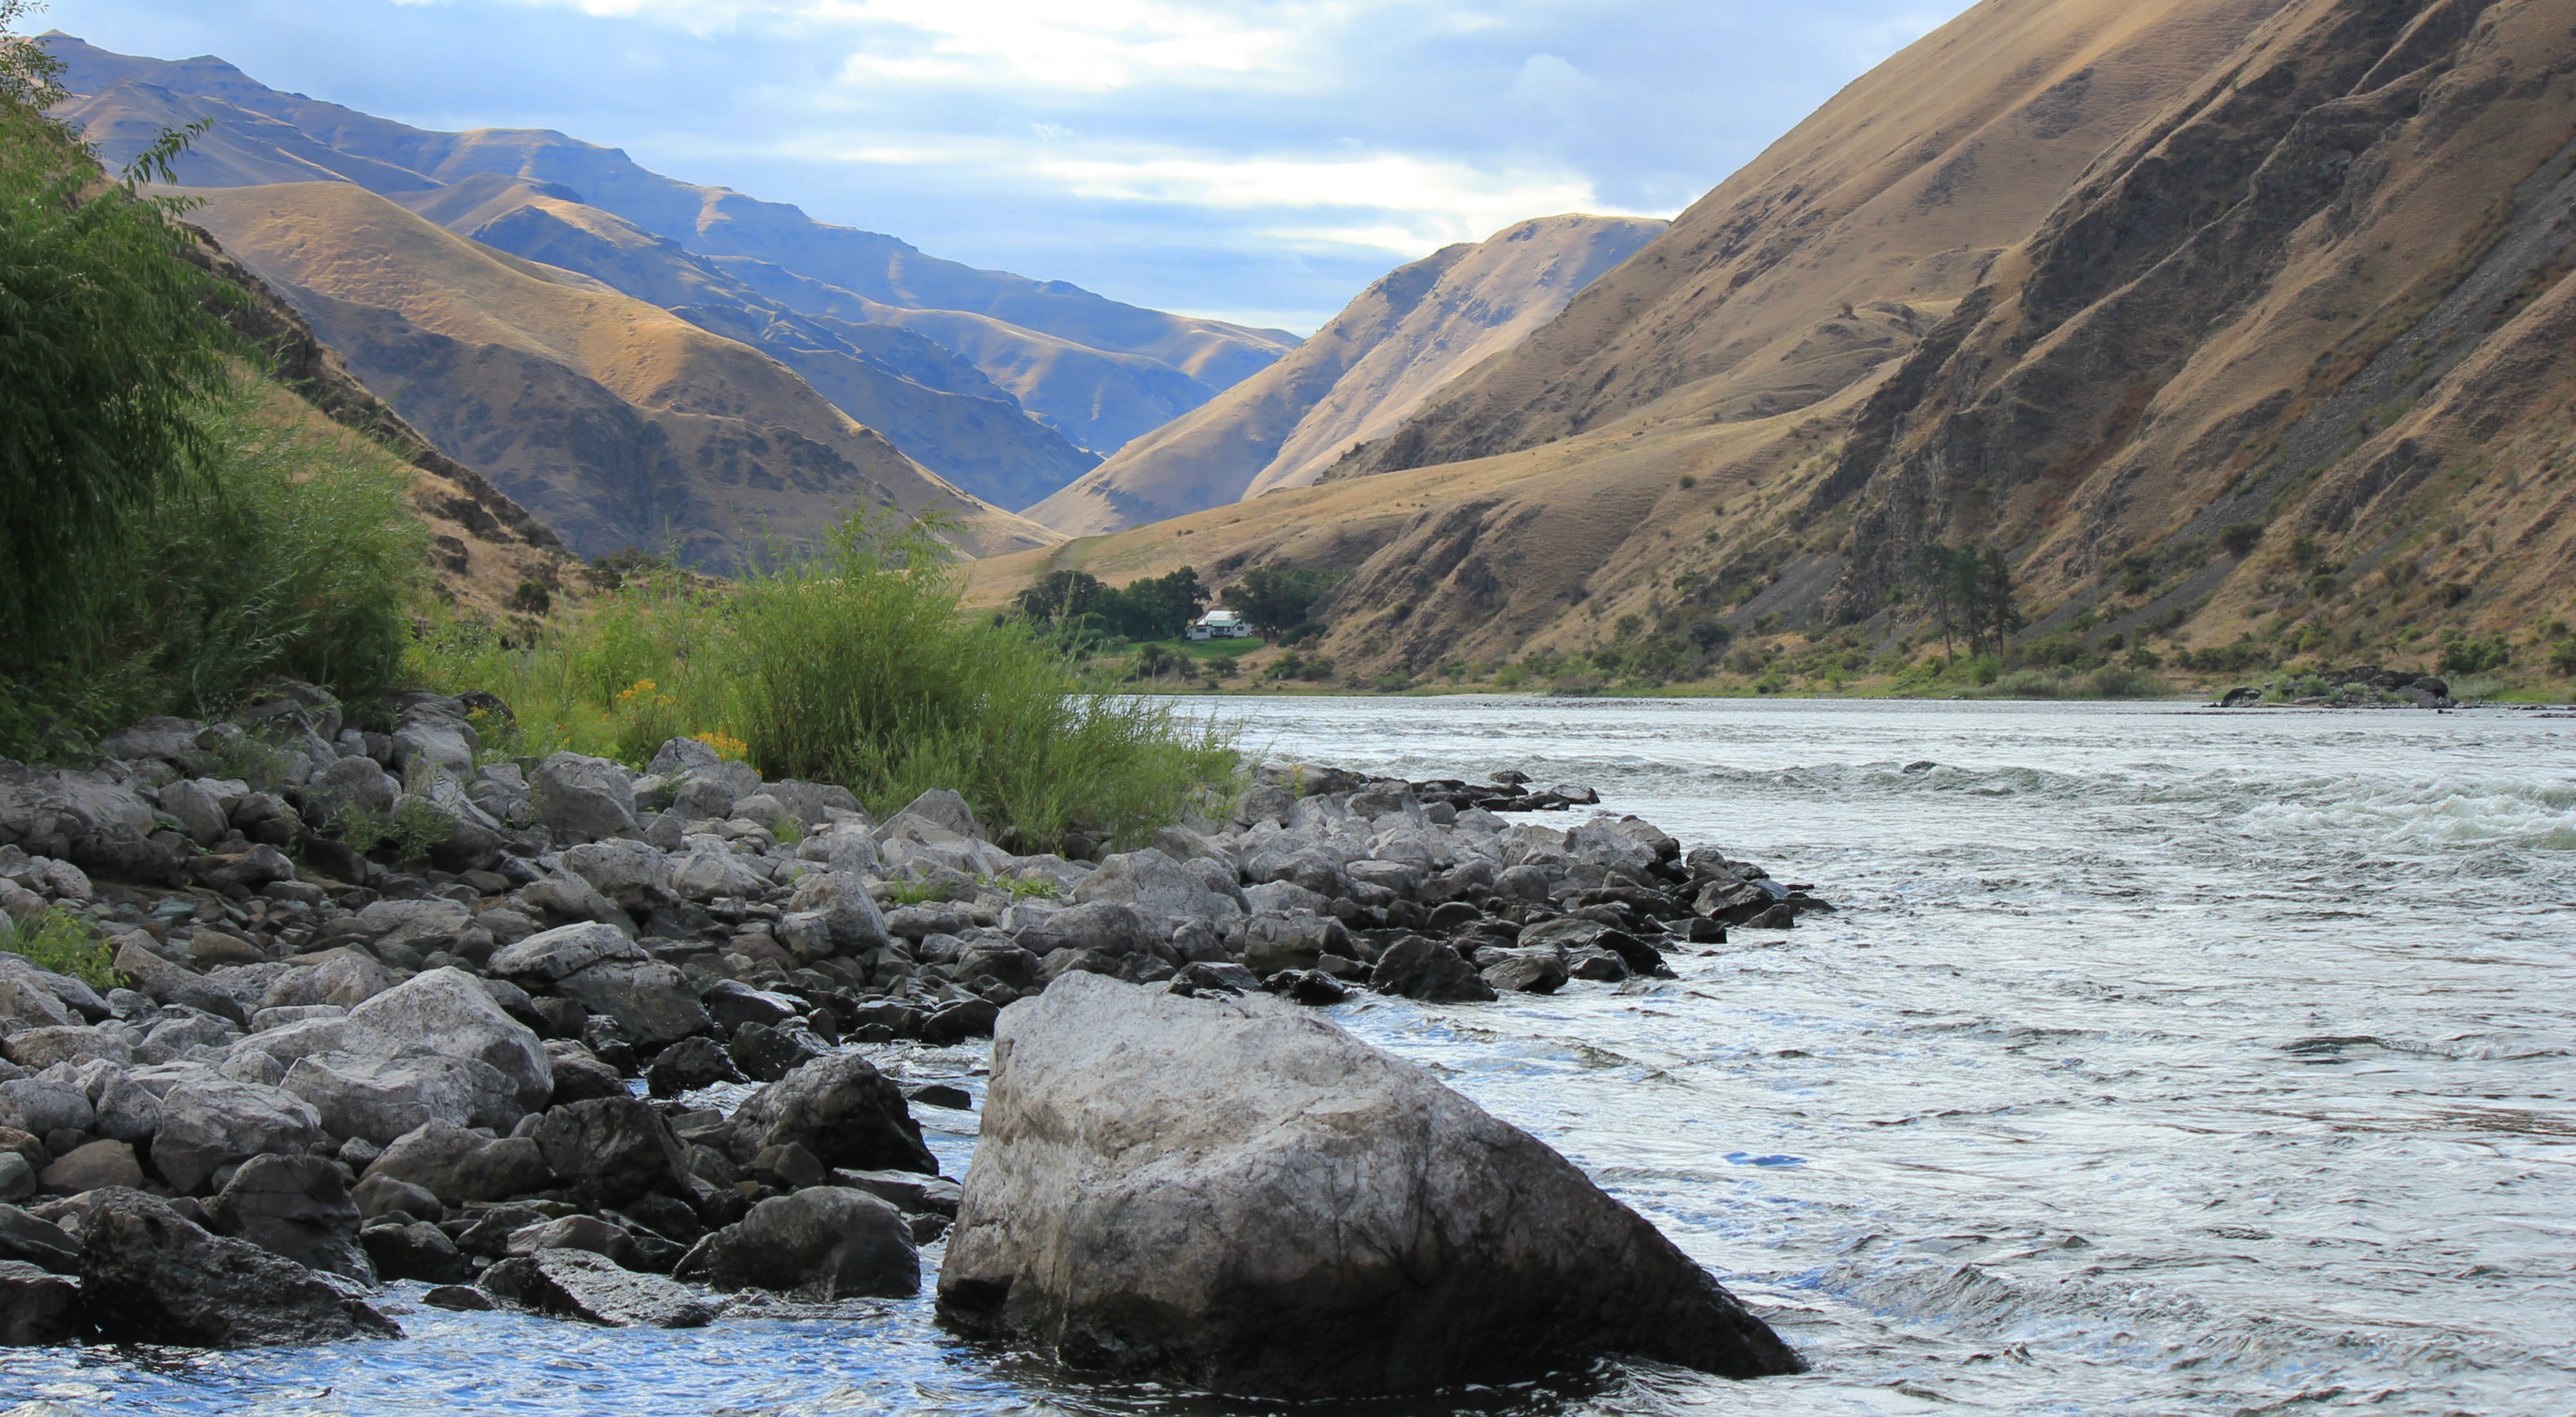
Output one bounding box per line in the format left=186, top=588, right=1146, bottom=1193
left=938, top=975, right=1803, bottom=1397
left=681, top=1186, right=918, bottom=1300
left=480, top=1248, right=717, bottom=1328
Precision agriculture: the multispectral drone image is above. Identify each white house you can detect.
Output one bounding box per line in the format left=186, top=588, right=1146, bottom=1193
left=1185, top=609, right=1256, bottom=641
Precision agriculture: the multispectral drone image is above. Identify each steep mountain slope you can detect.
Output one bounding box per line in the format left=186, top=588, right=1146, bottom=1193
left=980, top=0, right=2576, bottom=687
left=381, top=176, right=1099, bottom=509
left=44, top=32, right=1297, bottom=461
left=1024, top=215, right=1666, bottom=537
left=184, top=182, right=1055, bottom=566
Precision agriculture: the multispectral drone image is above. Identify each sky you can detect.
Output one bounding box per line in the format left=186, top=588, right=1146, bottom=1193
left=37, top=0, right=1968, bottom=332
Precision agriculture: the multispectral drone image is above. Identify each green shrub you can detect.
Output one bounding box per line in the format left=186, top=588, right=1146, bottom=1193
left=413, top=513, right=1236, bottom=851
left=2219, top=523, right=2265, bottom=555
left=1, top=908, right=121, bottom=990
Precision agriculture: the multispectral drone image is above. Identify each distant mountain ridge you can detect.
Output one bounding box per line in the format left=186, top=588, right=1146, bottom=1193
left=43, top=32, right=1298, bottom=513
left=1027, top=214, right=1667, bottom=537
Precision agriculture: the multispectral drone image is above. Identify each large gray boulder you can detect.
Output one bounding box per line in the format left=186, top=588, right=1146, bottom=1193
left=520, top=1096, right=694, bottom=1209
left=681, top=1186, right=917, bottom=1299
left=488, top=920, right=641, bottom=984
left=365, top=1119, right=554, bottom=1207
left=77, top=1188, right=401, bottom=1346
left=529, top=752, right=638, bottom=842
left=936, top=975, right=1803, bottom=1397
left=338, top=967, right=552, bottom=1116
left=149, top=1077, right=325, bottom=1194
left=113, top=940, right=248, bottom=1024
left=555, top=959, right=708, bottom=1047
left=281, top=1049, right=520, bottom=1145
left=781, top=870, right=889, bottom=955
left=564, top=839, right=676, bottom=913
left=0, top=1258, right=80, bottom=1345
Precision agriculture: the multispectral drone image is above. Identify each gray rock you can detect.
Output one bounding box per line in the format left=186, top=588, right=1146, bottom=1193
left=891, top=788, right=981, bottom=841
left=521, top=1097, right=695, bottom=1209
left=112, top=940, right=247, bottom=1025
left=0, top=1203, right=79, bottom=1272
left=682, top=1186, right=917, bottom=1299
left=365, top=1120, right=554, bottom=1206
left=506, top=1213, right=638, bottom=1270
left=669, top=761, right=761, bottom=821
left=301, top=755, right=400, bottom=827
left=728, top=1054, right=936, bottom=1176
left=77, top=1188, right=401, bottom=1346
left=699, top=980, right=802, bottom=1033
left=479, top=1247, right=715, bottom=1328
left=529, top=752, right=639, bottom=842
left=517, top=873, right=638, bottom=933
left=647, top=1036, right=745, bottom=1098
left=0, top=1259, right=80, bottom=1345
left=281, top=1048, right=520, bottom=1145
left=249, top=1003, right=348, bottom=1033
left=646, top=737, right=723, bottom=778
left=351, top=1174, right=442, bottom=1222
left=137, top=1011, right=243, bottom=1065
left=260, top=951, right=401, bottom=1013
left=363, top=1221, right=474, bottom=1284
left=729, top=1022, right=824, bottom=1082
left=1479, top=949, right=1569, bottom=995
left=671, top=846, right=768, bottom=903
left=1072, top=848, right=1243, bottom=940
left=556, top=960, right=708, bottom=1047
left=564, top=839, right=677, bottom=913
left=0, top=1152, right=32, bottom=1203
left=489, top=921, right=643, bottom=984
left=1012, top=901, right=1146, bottom=959
left=936, top=975, right=1803, bottom=1396
left=160, top=778, right=238, bottom=846
left=150, top=1076, right=326, bottom=1194
left=0, top=1079, right=91, bottom=1144
left=39, top=1139, right=142, bottom=1194
left=1368, top=937, right=1498, bottom=1003
left=781, top=871, right=889, bottom=955
left=1, top=1025, right=129, bottom=1071
left=339, top=967, right=553, bottom=1116
left=353, top=899, right=476, bottom=956
left=1238, top=911, right=1345, bottom=977
left=206, top=1153, right=371, bottom=1280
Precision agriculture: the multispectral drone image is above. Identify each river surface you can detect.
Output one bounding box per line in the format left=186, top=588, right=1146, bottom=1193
left=7, top=697, right=2573, bottom=1416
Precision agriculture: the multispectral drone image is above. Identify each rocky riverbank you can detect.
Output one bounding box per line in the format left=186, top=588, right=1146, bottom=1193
left=0, top=686, right=1826, bottom=1377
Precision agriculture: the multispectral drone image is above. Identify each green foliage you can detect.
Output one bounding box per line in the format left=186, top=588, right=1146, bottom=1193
left=413, top=511, right=1236, bottom=851
left=983, top=873, right=1063, bottom=901
left=0, top=44, right=237, bottom=654
left=1, top=382, right=428, bottom=756
left=2219, top=522, right=2265, bottom=556
left=2438, top=632, right=2511, bottom=677
left=1904, top=543, right=2020, bottom=655
left=1222, top=566, right=1341, bottom=640
left=1016, top=566, right=1208, bottom=643
left=1, top=908, right=121, bottom=989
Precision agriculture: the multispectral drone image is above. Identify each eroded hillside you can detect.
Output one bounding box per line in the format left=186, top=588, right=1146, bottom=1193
left=979, top=0, right=2576, bottom=690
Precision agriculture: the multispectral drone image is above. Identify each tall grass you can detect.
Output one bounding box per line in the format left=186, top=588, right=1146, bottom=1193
left=1976, top=665, right=2175, bottom=699
left=413, top=513, right=1236, bottom=851
left=0, top=379, right=427, bottom=756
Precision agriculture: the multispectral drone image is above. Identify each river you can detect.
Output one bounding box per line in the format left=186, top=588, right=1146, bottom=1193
left=7, top=696, right=2572, bottom=1415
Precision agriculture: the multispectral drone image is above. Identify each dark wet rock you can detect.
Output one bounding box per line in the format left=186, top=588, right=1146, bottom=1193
left=679, top=1186, right=917, bottom=1299
left=0, top=1259, right=80, bottom=1345
left=1261, top=970, right=1350, bottom=1005
left=506, top=1213, right=639, bottom=1270
left=729, top=1021, right=825, bottom=1082
left=728, top=1054, right=936, bottom=1177
left=699, top=980, right=802, bottom=1034
left=77, top=1188, right=401, bottom=1347
left=520, top=1097, right=694, bottom=1210
left=647, top=1036, right=746, bottom=1098
left=544, top=1045, right=632, bottom=1105
left=363, top=1219, right=475, bottom=1284
left=936, top=975, right=1803, bottom=1397
left=901, top=1083, right=974, bottom=1112
left=0, top=1204, right=80, bottom=1273
left=480, top=1247, right=717, bottom=1327
left=920, top=998, right=1000, bottom=1045
left=1168, top=961, right=1262, bottom=997
left=206, top=1153, right=371, bottom=1280
left=1478, top=949, right=1567, bottom=995
left=1367, top=937, right=1498, bottom=1003
left=831, top=1168, right=964, bottom=1217
left=422, top=1282, right=495, bottom=1311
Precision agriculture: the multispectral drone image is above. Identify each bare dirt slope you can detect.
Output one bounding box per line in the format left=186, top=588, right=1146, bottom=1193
left=185, top=182, right=1056, bottom=567
left=978, top=0, right=2576, bottom=681
left=45, top=32, right=1296, bottom=464
left=1024, top=215, right=1666, bottom=537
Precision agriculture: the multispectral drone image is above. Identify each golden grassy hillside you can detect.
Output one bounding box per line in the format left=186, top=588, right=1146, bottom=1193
left=1025, top=214, right=1667, bottom=537
left=184, top=182, right=1057, bottom=566
left=978, top=0, right=2576, bottom=689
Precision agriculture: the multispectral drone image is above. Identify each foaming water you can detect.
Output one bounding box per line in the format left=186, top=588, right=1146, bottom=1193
left=6, top=698, right=2570, bottom=1414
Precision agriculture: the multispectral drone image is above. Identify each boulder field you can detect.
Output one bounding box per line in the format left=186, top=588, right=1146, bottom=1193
left=0, top=687, right=1823, bottom=1388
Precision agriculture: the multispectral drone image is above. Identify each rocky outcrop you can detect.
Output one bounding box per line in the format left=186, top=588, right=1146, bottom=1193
left=75, top=1188, right=401, bottom=1347
left=938, top=974, right=1804, bottom=1396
